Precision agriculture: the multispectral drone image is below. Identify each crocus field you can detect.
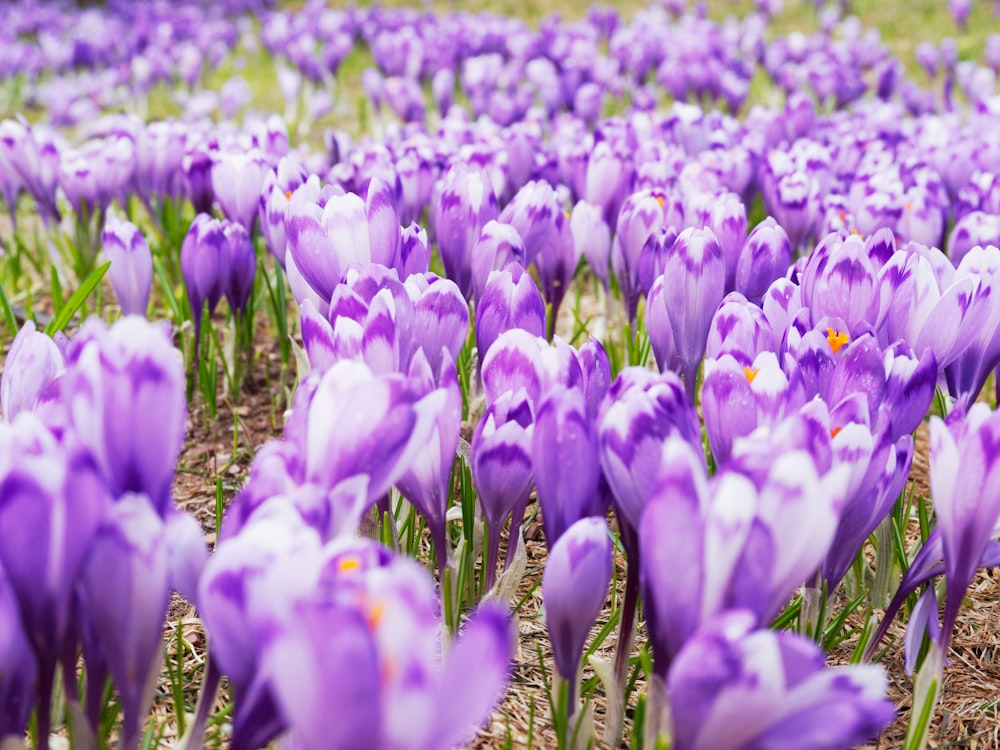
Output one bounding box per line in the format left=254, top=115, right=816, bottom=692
left=4, top=0, right=1000, bottom=748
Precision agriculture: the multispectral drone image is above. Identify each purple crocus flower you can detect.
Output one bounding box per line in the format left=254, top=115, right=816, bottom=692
left=399, top=222, right=431, bottom=279
left=61, top=316, right=185, bottom=513
left=497, top=179, right=560, bottom=267
left=571, top=200, right=612, bottom=289
left=532, top=384, right=605, bottom=545
left=405, top=272, right=469, bottom=378
left=77, top=493, right=173, bottom=750
left=0, top=562, right=36, bottom=740
left=542, top=517, right=612, bottom=707
left=182, top=147, right=215, bottom=215
left=534, top=209, right=579, bottom=327
left=641, top=427, right=848, bottom=674
left=613, top=189, right=675, bottom=322
left=224, top=220, right=257, bottom=316
left=432, top=166, right=498, bottom=299
left=800, top=232, right=879, bottom=335
left=102, top=214, right=153, bottom=318
left=258, top=155, right=309, bottom=267
left=181, top=213, right=230, bottom=349
left=212, top=148, right=269, bottom=232
left=472, top=388, right=535, bottom=590
left=668, top=611, right=894, bottom=750
left=470, top=220, right=527, bottom=303
left=660, top=226, right=726, bottom=398
left=0, top=413, right=107, bottom=746
left=0, top=320, right=65, bottom=422
left=474, top=263, right=547, bottom=362
left=734, top=217, right=791, bottom=305
left=947, top=210, right=1000, bottom=266
left=928, top=405, right=1000, bottom=648
left=395, top=350, right=462, bottom=579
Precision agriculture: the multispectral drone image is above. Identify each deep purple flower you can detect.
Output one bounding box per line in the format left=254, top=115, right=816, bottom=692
left=224, top=221, right=257, bottom=316
left=734, top=217, right=791, bottom=305
left=497, top=179, right=560, bottom=267
left=470, top=221, right=527, bottom=303
left=0, top=562, right=36, bottom=739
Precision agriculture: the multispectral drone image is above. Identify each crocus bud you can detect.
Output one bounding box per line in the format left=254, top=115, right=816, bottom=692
left=181, top=213, right=230, bottom=346
left=498, top=179, right=560, bottom=267
left=0, top=321, right=65, bottom=422
left=432, top=166, right=498, bottom=298
left=212, top=148, right=269, bottom=231
left=473, top=388, right=535, bottom=589
left=532, top=384, right=604, bottom=545
left=0, top=562, right=35, bottom=739
left=542, top=517, right=612, bottom=705
left=471, top=221, right=527, bottom=303
left=78, top=493, right=172, bottom=750
left=366, top=176, right=401, bottom=269
left=399, top=222, right=431, bottom=278
left=734, top=217, right=791, bottom=305
left=800, top=232, right=879, bottom=334
left=258, top=155, right=308, bottom=266
left=102, top=214, right=153, bottom=317
left=705, top=293, right=775, bottom=366
left=706, top=191, right=747, bottom=292
left=223, top=221, right=256, bottom=315
left=475, top=264, right=546, bottom=362
left=405, top=273, right=469, bottom=378
left=571, top=200, right=612, bottom=289
left=62, top=316, right=185, bottom=514
left=182, top=147, right=214, bottom=215
left=660, top=226, right=726, bottom=397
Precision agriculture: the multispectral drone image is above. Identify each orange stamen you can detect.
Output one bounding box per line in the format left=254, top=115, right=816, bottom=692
left=831, top=427, right=842, bottom=438
left=826, top=328, right=849, bottom=354
left=743, top=366, right=759, bottom=384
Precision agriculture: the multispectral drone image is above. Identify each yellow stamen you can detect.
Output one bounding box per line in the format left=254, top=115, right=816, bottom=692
left=743, top=366, right=759, bottom=384
left=284, top=190, right=292, bottom=199
left=826, top=328, right=849, bottom=354
left=366, top=602, right=385, bottom=629
left=337, top=555, right=362, bottom=573
left=655, top=195, right=665, bottom=207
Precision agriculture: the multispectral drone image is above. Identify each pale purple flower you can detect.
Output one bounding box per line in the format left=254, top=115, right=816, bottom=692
left=102, top=214, right=153, bottom=317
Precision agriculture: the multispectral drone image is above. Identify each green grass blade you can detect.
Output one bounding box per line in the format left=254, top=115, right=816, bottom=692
left=45, top=261, right=110, bottom=335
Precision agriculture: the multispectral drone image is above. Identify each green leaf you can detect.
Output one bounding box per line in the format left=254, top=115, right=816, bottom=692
left=44, top=261, right=110, bottom=336
left=0, top=272, right=18, bottom=339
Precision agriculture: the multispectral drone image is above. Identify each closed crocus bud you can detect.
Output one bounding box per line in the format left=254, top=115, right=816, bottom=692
left=405, top=273, right=469, bottom=378
left=584, top=139, right=630, bottom=222
left=181, top=213, right=230, bottom=347
left=705, top=292, right=776, bottom=366
left=571, top=200, right=612, bottom=289
left=475, top=263, right=547, bottom=363
left=498, top=179, right=560, bottom=267
left=78, top=493, right=172, bottom=750
left=734, top=217, right=791, bottom=305
left=473, top=388, right=535, bottom=589
left=479, top=328, right=547, bottom=407
left=535, top=209, right=579, bottom=324
left=182, top=147, right=215, bottom=215
left=432, top=166, right=498, bottom=299
left=62, top=316, right=185, bottom=514
left=542, top=517, right=612, bottom=705
left=532, top=384, right=604, bottom=545
left=0, top=414, right=108, bottom=742
left=706, top=191, right=747, bottom=292
left=614, top=189, right=671, bottom=322
left=800, top=232, right=879, bottom=334
left=366, top=176, right=401, bottom=269
left=767, top=171, right=818, bottom=251
left=399, top=221, right=431, bottom=278
left=396, top=350, right=462, bottom=578
left=102, top=214, right=153, bottom=317
left=471, top=220, right=527, bottom=302
left=646, top=276, right=678, bottom=374
left=223, top=220, right=256, bottom=315
left=258, top=155, right=308, bottom=266
left=948, top=210, right=1000, bottom=265
left=598, top=367, right=701, bottom=531
left=212, top=148, right=269, bottom=231
left=668, top=611, right=894, bottom=750
left=0, top=320, right=65, bottom=422
left=661, top=226, right=726, bottom=398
